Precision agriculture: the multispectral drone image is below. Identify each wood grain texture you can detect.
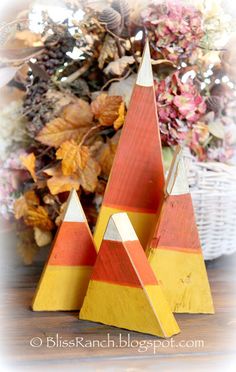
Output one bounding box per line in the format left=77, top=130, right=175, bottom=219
left=165, top=146, right=189, bottom=196
left=1, top=230, right=236, bottom=371
left=80, top=213, right=180, bottom=338
left=94, top=42, right=164, bottom=250
left=32, top=189, right=97, bottom=311
left=147, top=149, right=214, bottom=314
left=94, top=205, right=157, bottom=251
left=150, top=194, right=202, bottom=251
left=48, top=222, right=97, bottom=266
left=91, top=240, right=158, bottom=287
left=103, top=84, right=164, bottom=212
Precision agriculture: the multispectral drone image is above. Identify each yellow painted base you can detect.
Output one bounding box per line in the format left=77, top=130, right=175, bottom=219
left=32, top=266, right=92, bottom=311
left=94, top=205, right=157, bottom=251
left=147, top=249, right=215, bottom=314
left=79, top=281, right=180, bottom=338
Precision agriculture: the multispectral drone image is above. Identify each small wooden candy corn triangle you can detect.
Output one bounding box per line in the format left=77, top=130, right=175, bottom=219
left=146, top=146, right=214, bottom=314
left=94, top=40, right=165, bottom=251
left=32, top=189, right=97, bottom=311
left=80, top=213, right=180, bottom=338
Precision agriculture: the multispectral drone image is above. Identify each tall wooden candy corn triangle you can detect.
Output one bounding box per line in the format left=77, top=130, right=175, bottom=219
left=94, top=40, right=165, bottom=250
left=32, top=189, right=97, bottom=311
left=80, top=213, right=180, bottom=337
left=146, top=146, right=214, bottom=314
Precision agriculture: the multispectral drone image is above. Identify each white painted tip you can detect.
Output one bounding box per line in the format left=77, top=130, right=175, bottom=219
left=136, top=40, right=153, bottom=87
left=63, top=189, right=86, bottom=223
left=165, top=146, right=189, bottom=196
left=104, top=213, right=138, bottom=242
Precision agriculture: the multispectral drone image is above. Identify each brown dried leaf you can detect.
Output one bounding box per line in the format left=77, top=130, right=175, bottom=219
left=20, top=153, right=37, bottom=182
left=24, top=206, right=54, bottom=231
left=78, top=157, right=101, bottom=193
left=91, top=93, right=123, bottom=127
left=45, top=155, right=101, bottom=194
left=46, top=166, right=81, bottom=195
left=14, top=197, right=28, bottom=220
left=62, top=101, right=93, bottom=126
left=24, top=190, right=40, bottom=206
left=97, top=131, right=121, bottom=176
left=28, top=61, right=49, bottom=81
left=0, top=46, right=44, bottom=63
left=46, top=89, right=76, bottom=116
left=109, top=74, right=136, bottom=107
left=37, top=100, right=93, bottom=148
left=98, top=35, right=119, bottom=69
left=104, top=56, right=135, bottom=76
left=36, top=118, right=84, bottom=148
left=14, top=190, right=40, bottom=220
left=55, top=202, right=67, bottom=226
left=56, top=140, right=89, bottom=175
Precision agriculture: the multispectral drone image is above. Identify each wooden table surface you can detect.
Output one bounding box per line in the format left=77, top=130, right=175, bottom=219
left=1, top=233, right=236, bottom=371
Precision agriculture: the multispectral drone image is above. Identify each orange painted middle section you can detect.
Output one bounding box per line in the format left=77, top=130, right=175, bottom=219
left=91, top=240, right=158, bottom=287
left=48, top=222, right=97, bottom=266
left=150, top=194, right=202, bottom=253
left=103, top=85, right=164, bottom=213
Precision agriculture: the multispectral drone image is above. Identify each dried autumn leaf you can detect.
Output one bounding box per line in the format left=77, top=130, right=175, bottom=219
left=24, top=206, right=54, bottom=231
left=37, top=100, right=93, bottom=148
left=0, top=46, right=44, bottom=64
left=97, top=131, right=121, bottom=176
left=45, top=166, right=81, bottom=195
left=14, top=190, right=40, bottom=220
left=20, top=153, right=37, bottom=182
left=36, top=117, right=87, bottom=148
left=78, top=157, right=101, bottom=193
left=91, top=93, right=123, bottom=127
left=45, top=155, right=100, bottom=194
left=46, top=89, right=76, bottom=117
left=56, top=140, right=89, bottom=175
left=62, top=101, right=93, bottom=126
left=114, top=101, right=125, bottom=130
left=104, top=56, right=135, bottom=76
left=34, top=227, right=52, bottom=247
left=14, top=197, right=28, bottom=220
left=55, top=202, right=67, bottom=226
left=98, top=34, right=119, bottom=69
left=24, top=190, right=40, bottom=206
left=109, top=74, right=136, bottom=107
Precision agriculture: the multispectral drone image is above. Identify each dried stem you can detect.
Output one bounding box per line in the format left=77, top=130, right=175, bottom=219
left=101, top=68, right=132, bottom=91
left=79, top=124, right=103, bottom=146
left=62, top=61, right=92, bottom=84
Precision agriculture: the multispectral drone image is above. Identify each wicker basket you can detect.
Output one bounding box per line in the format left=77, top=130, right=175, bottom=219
left=184, top=150, right=236, bottom=260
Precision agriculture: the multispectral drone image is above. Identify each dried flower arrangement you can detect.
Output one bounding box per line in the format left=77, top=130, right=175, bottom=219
left=0, top=0, right=235, bottom=263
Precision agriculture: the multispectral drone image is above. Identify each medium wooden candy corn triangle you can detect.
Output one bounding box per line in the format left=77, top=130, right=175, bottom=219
left=146, top=146, right=214, bottom=314
left=80, top=213, right=180, bottom=337
left=94, top=40, right=165, bottom=251
left=32, top=189, right=97, bottom=311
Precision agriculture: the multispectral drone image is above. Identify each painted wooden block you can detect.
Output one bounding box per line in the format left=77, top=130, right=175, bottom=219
left=94, top=40, right=165, bottom=251
left=146, top=146, right=214, bottom=314
left=80, top=213, right=180, bottom=338
left=32, top=189, right=97, bottom=311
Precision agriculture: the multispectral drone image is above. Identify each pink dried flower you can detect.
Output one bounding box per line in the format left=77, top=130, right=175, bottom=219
left=155, top=72, right=206, bottom=146
left=0, top=168, right=20, bottom=220
left=142, top=1, right=203, bottom=63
